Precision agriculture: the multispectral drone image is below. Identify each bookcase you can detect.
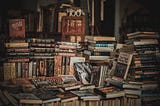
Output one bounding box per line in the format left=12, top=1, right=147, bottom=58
left=61, top=16, right=85, bottom=42
left=126, top=8, right=160, bottom=33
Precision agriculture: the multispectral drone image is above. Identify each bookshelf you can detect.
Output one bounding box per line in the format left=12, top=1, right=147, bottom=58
left=126, top=8, right=160, bottom=33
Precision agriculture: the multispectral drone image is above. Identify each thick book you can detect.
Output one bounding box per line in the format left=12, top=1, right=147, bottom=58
left=79, top=84, right=95, bottom=90
left=12, top=93, right=42, bottom=104
left=133, top=39, right=159, bottom=45
left=5, top=42, right=29, bottom=48
left=94, top=86, right=125, bottom=99
left=87, top=36, right=116, bottom=41
left=32, top=88, right=61, bottom=103
left=56, top=92, right=78, bottom=102
left=71, top=90, right=100, bottom=100
left=123, top=83, right=142, bottom=90
left=124, top=89, right=142, bottom=96
left=88, top=46, right=114, bottom=52
left=69, top=57, right=85, bottom=75
left=127, top=31, right=159, bottom=39
left=113, top=52, right=133, bottom=80
left=61, top=83, right=81, bottom=91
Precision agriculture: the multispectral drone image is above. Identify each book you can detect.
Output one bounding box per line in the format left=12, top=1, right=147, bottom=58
left=127, top=32, right=159, bottom=40
left=94, top=86, right=125, bottom=99
left=69, top=57, right=85, bottom=75
left=9, top=19, right=25, bottom=37
left=74, top=62, right=92, bottom=84
left=124, top=89, right=142, bottom=96
left=12, top=93, right=42, bottom=104
left=71, top=90, right=100, bottom=100
left=133, top=40, right=159, bottom=45
left=87, top=36, right=116, bottom=41
left=5, top=42, right=29, bottom=48
left=88, top=46, right=114, bottom=52
left=79, top=84, right=95, bottom=90
left=32, top=88, right=61, bottom=104
left=113, top=52, right=133, bottom=80
left=89, top=56, right=110, bottom=61
left=56, top=92, right=78, bottom=102
left=123, top=83, right=142, bottom=89
left=59, top=75, right=78, bottom=83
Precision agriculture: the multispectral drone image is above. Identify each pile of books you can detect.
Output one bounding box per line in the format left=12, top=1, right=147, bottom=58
left=84, top=36, right=116, bottom=63
left=125, top=31, right=160, bottom=105
left=29, top=38, right=55, bottom=77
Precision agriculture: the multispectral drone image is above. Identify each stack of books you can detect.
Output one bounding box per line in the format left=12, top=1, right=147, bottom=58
left=126, top=31, right=160, bottom=105
left=84, top=36, right=116, bottom=63
left=4, top=39, right=30, bottom=79
left=29, top=38, right=56, bottom=77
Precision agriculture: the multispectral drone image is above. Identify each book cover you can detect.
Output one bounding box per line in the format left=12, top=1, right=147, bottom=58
left=9, top=19, right=25, bottom=37
left=56, top=91, right=78, bottom=102
left=69, top=57, right=85, bottom=75
left=12, top=93, right=42, bottom=104
left=74, top=62, right=92, bottom=84
left=71, top=90, right=100, bottom=100
left=113, top=52, right=133, bottom=80
left=79, top=84, right=95, bottom=90
left=94, top=86, right=125, bottom=99
left=32, top=88, right=61, bottom=103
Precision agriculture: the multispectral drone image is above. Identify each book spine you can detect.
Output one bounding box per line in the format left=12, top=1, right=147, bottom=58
left=21, top=62, right=29, bottom=78
left=17, top=62, right=22, bottom=78
left=54, top=56, right=62, bottom=76
left=32, top=61, right=37, bottom=77
left=46, top=59, right=54, bottom=77
left=29, top=61, right=33, bottom=78
left=39, top=60, right=45, bottom=76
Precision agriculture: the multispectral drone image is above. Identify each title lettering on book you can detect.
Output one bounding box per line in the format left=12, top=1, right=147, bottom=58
left=118, top=52, right=131, bottom=65
left=9, top=19, right=25, bottom=37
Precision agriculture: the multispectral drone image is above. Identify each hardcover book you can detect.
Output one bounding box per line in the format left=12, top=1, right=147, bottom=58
left=113, top=52, right=133, bottom=80
left=94, top=86, right=125, bottom=99
left=71, top=90, right=100, bottom=100
left=12, top=93, right=42, bottom=104
left=56, top=91, right=78, bottom=102
left=32, top=88, right=61, bottom=103
left=9, top=19, right=25, bottom=37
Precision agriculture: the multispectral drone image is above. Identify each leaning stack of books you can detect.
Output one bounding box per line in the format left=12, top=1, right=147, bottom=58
left=126, top=31, right=160, bottom=105
left=84, top=36, right=116, bottom=63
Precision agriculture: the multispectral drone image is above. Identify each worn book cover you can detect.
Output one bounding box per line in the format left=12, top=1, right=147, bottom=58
left=12, top=93, right=42, bottom=104
left=56, top=91, right=78, bottom=102
left=94, top=86, right=125, bottom=99
left=9, top=19, right=25, bottom=37
left=113, top=52, right=133, bottom=80
left=32, top=88, right=61, bottom=103
left=71, top=90, right=100, bottom=100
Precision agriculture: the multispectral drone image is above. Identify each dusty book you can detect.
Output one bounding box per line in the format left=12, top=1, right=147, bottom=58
left=71, top=90, right=100, bottom=100
left=113, top=52, right=133, bottom=80
left=94, top=86, right=125, bottom=99
left=56, top=91, right=78, bottom=102
left=32, top=88, right=61, bottom=103
left=79, top=84, right=95, bottom=90
left=9, top=19, right=25, bottom=37
left=12, top=93, right=42, bottom=104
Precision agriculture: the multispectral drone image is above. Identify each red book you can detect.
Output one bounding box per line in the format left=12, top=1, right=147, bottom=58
left=9, top=19, right=25, bottom=37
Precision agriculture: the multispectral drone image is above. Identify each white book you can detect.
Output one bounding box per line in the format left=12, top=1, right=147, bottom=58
left=124, top=89, right=142, bottom=96
left=106, top=91, right=125, bottom=99
left=89, top=56, right=110, bottom=61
